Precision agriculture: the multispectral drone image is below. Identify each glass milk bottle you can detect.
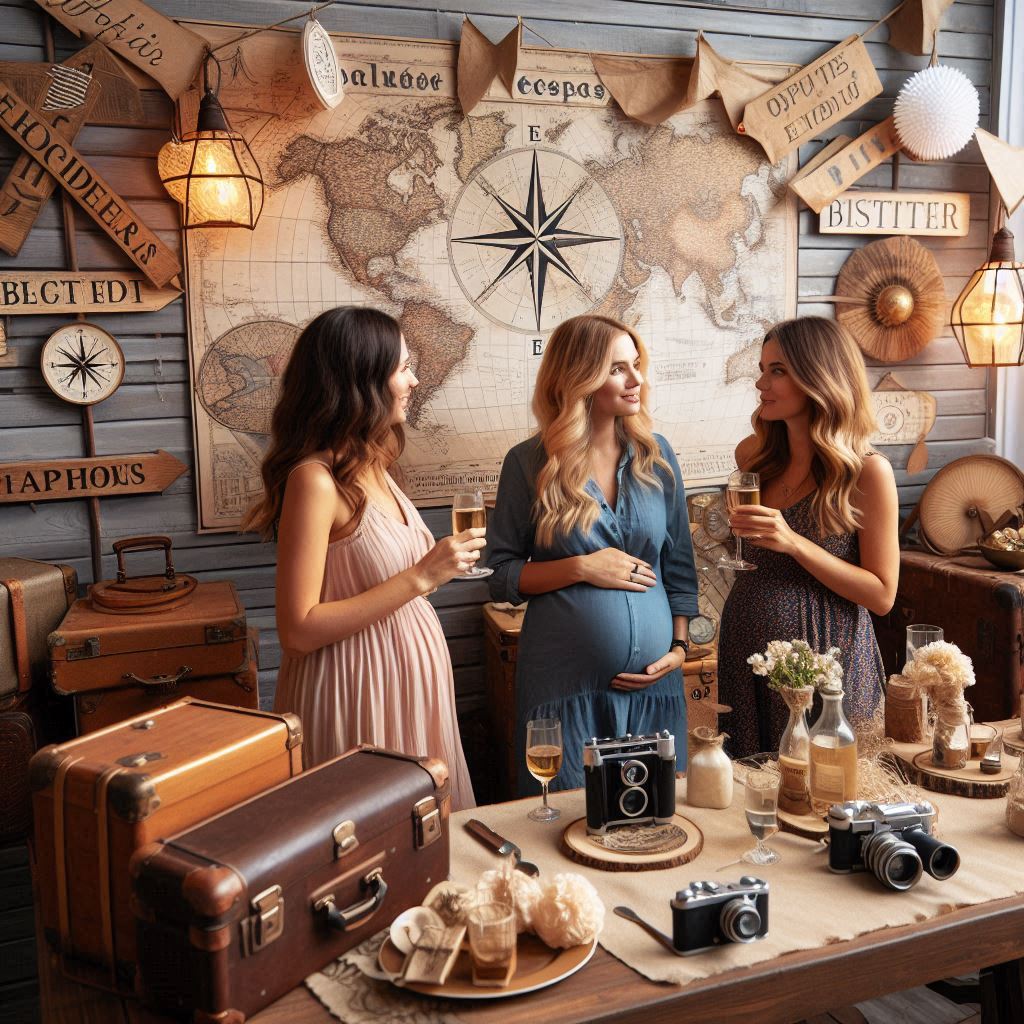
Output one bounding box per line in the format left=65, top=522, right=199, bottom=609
left=808, top=680, right=858, bottom=815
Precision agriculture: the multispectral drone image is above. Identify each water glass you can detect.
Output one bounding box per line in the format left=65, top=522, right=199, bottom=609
left=467, top=901, right=516, bottom=985
left=742, top=766, right=781, bottom=866
left=905, top=624, right=943, bottom=668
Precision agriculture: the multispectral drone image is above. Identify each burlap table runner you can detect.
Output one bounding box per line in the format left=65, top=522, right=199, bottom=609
left=307, top=778, right=1024, bottom=1018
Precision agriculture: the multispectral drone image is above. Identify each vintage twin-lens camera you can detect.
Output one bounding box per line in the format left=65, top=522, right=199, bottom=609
left=827, top=800, right=961, bottom=891
left=671, top=877, right=770, bottom=954
left=583, top=731, right=675, bottom=834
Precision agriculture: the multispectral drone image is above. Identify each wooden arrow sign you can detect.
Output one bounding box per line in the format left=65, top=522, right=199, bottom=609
left=0, top=450, right=187, bottom=504
left=0, top=77, right=181, bottom=287
left=0, top=272, right=181, bottom=314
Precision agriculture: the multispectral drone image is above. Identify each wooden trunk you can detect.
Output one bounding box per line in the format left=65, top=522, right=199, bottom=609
left=29, top=698, right=302, bottom=994
left=482, top=602, right=719, bottom=801
left=872, top=551, right=1024, bottom=722
left=0, top=557, right=77, bottom=844
left=131, top=747, right=450, bottom=1023
left=71, top=628, right=260, bottom=735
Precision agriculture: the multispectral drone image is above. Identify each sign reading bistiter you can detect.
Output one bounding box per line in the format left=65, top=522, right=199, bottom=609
left=739, top=36, right=883, bottom=163
left=31, top=0, right=206, bottom=100
left=0, top=78, right=182, bottom=287
left=819, top=190, right=970, bottom=236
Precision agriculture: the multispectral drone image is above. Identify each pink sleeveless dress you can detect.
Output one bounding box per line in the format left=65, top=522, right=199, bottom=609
left=273, top=462, right=475, bottom=810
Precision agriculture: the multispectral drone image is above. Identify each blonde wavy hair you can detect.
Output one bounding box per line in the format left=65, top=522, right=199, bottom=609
left=746, top=317, right=878, bottom=537
left=532, top=315, right=671, bottom=547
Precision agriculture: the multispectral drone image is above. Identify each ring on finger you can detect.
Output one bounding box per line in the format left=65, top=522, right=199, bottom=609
left=632, top=562, right=639, bottom=574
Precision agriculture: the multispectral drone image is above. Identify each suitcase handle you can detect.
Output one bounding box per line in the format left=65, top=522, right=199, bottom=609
left=112, top=536, right=176, bottom=584
left=121, top=665, right=192, bottom=691
left=314, top=868, right=387, bottom=932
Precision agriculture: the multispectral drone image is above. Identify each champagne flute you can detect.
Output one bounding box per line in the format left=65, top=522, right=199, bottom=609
left=526, top=718, right=562, bottom=822
left=742, top=766, right=781, bottom=865
left=718, top=470, right=759, bottom=571
left=451, top=489, right=492, bottom=579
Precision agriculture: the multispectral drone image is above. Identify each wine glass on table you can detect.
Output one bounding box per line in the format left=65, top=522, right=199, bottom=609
left=742, top=765, right=781, bottom=865
left=526, top=718, right=562, bottom=822
left=451, top=489, right=492, bottom=579
left=718, top=470, right=760, bottom=571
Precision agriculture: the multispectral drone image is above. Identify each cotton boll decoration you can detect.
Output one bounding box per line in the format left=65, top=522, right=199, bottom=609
left=531, top=873, right=605, bottom=949
left=893, top=65, right=979, bottom=161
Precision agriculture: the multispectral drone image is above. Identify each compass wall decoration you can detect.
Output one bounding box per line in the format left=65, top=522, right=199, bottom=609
left=40, top=321, right=126, bottom=406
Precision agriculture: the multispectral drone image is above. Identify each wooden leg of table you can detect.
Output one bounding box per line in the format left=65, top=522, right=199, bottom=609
left=980, top=958, right=1024, bottom=1023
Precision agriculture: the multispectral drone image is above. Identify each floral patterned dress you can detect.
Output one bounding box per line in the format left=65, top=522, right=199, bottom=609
left=717, top=490, right=885, bottom=759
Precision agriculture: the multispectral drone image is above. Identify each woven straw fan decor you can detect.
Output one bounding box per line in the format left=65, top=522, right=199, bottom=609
left=831, top=236, right=947, bottom=362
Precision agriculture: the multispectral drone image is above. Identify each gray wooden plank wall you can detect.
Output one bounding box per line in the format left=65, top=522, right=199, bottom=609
left=0, top=1, right=999, bottom=737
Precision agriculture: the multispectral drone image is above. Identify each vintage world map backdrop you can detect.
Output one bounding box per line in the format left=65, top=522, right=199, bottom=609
left=184, top=24, right=797, bottom=531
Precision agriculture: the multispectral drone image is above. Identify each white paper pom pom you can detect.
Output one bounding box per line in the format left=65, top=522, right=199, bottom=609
left=531, top=873, right=605, bottom=949
left=894, top=65, right=980, bottom=161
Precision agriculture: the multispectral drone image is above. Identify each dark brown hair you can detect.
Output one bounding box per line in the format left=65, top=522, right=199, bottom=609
left=242, top=306, right=404, bottom=538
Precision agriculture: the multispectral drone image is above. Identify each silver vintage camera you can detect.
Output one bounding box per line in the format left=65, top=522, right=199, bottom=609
left=583, top=731, right=675, bottom=834
left=671, top=877, right=769, bottom=954
left=827, top=800, right=960, bottom=891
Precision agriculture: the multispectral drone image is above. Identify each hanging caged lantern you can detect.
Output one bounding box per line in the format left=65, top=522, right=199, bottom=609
left=950, top=225, right=1024, bottom=367
left=158, top=60, right=264, bottom=230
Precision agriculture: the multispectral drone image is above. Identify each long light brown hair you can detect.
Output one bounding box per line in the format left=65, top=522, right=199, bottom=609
left=242, top=307, right=404, bottom=539
left=532, top=315, right=670, bottom=547
left=746, top=317, right=877, bottom=537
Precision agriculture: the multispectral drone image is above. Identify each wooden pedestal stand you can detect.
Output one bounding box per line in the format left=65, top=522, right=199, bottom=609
left=884, top=736, right=1020, bottom=799
left=561, top=814, right=703, bottom=871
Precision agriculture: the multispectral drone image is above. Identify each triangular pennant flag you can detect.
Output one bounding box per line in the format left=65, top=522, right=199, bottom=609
left=886, top=0, right=955, bottom=56
left=591, top=53, right=691, bottom=125
left=457, top=18, right=520, bottom=115
left=684, top=33, right=774, bottom=131
left=975, top=128, right=1024, bottom=218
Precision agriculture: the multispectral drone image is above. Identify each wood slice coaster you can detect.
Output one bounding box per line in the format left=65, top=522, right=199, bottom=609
left=561, top=814, right=703, bottom=871
left=886, top=737, right=1020, bottom=798
left=777, top=807, right=828, bottom=840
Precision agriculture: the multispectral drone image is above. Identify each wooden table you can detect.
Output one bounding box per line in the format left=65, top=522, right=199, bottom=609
left=39, top=891, right=1024, bottom=1024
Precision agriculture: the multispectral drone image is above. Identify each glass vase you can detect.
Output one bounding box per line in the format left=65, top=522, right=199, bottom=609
left=932, top=708, right=970, bottom=770
left=777, top=687, right=812, bottom=815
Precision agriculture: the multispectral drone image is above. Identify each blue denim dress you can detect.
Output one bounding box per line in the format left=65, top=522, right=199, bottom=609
left=487, top=434, right=699, bottom=795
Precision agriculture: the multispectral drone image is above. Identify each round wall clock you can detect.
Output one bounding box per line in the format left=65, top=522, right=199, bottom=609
left=41, top=322, right=125, bottom=406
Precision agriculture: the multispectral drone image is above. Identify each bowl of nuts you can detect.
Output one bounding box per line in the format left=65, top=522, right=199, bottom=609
left=979, top=528, right=1024, bottom=571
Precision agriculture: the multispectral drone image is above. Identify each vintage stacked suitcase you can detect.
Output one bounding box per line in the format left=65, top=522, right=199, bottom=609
left=0, top=557, right=77, bottom=845
left=29, top=697, right=302, bottom=992
left=131, top=746, right=450, bottom=1022
left=48, top=536, right=260, bottom=733
left=482, top=602, right=719, bottom=800
left=873, top=550, right=1024, bottom=722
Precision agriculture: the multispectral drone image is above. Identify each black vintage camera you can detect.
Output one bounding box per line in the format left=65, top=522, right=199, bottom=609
left=671, top=877, right=769, bottom=954
left=827, top=800, right=960, bottom=891
left=583, top=731, right=675, bottom=834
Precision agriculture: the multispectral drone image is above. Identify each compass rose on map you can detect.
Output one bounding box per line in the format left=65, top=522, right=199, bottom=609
left=448, top=148, right=623, bottom=334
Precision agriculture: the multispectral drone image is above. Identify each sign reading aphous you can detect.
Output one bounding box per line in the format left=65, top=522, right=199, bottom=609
left=31, top=0, right=206, bottom=100
left=819, top=190, right=970, bottom=236
left=0, top=78, right=181, bottom=287
left=739, top=36, right=883, bottom=163
left=0, top=272, right=181, bottom=314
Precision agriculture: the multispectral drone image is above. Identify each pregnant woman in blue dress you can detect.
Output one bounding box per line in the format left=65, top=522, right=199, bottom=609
left=488, top=314, right=699, bottom=795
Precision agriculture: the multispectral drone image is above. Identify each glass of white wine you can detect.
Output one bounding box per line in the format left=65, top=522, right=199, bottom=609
left=742, top=765, right=781, bottom=866
left=526, top=718, right=562, bottom=822
left=451, top=489, right=492, bottom=579
left=718, top=469, right=760, bottom=571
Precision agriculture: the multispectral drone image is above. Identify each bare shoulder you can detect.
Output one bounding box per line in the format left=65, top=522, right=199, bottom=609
left=284, top=461, right=356, bottom=529
left=286, top=460, right=340, bottom=499
left=735, top=435, right=758, bottom=470
left=856, top=451, right=896, bottom=496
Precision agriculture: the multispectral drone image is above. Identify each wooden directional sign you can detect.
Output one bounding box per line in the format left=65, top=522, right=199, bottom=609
left=30, top=0, right=206, bottom=100
left=0, top=272, right=181, bottom=314
left=739, top=36, right=882, bottom=163
left=0, top=78, right=182, bottom=287
left=0, top=450, right=188, bottom=504
left=820, top=190, right=970, bottom=236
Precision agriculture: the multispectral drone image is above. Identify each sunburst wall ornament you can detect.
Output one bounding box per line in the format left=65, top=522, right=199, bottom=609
left=832, top=236, right=946, bottom=362
left=893, top=65, right=979, bottom=161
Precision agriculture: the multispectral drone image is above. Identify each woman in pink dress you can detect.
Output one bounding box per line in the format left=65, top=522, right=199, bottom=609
left=244, top=307, right=481, bottom=808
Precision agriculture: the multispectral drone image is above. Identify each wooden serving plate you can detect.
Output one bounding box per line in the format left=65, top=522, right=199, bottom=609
left=560, top=813, right=703, bottom=871
left=884, top=736, right=1020, bottom=799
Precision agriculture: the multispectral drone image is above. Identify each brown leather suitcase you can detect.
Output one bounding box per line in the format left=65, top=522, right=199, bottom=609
left=873, top=550, right=1024, bottom=721
left=29, top=697, right=302, bottom=993
left=71, top=627, right=260, bottom=735
left=0, top=557, right=77, bottom=844
left=49, top=537, right=247, bottom=699
left=131, top=746, right=450, bottom=1023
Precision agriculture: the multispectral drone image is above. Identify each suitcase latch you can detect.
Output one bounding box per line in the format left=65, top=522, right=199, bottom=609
left=333, top=820, right=358, bottom=858
left=205, top=624, right=240, bottom=644
left=413, top=796, right=441, bottom=849
left=241, top=884, right=284, bottom=956
left=67, top=636, right=100, bottom=660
